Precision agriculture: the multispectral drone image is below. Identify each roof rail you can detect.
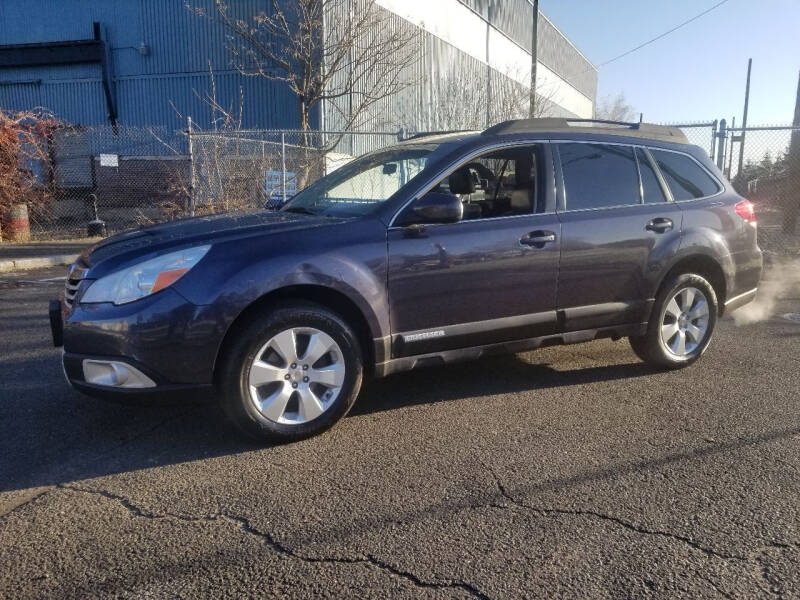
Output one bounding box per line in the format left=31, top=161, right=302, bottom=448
left=482, top=118, right=689, bottom=144
left=402, top=130, right=477, bottom=141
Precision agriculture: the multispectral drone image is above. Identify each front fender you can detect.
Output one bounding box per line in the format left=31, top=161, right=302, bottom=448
left=173, top=219, right=390, bottom=348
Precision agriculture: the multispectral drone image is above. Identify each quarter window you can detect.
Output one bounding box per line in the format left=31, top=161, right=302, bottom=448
left=559, top=143, right=640, bottom=210
left=650, top=149, right=721, bottom=200
left=637, top=148, right=667, bottom=203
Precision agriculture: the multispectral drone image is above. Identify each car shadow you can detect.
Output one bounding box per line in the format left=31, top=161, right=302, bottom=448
left=1, top=350, right=659, bottom=493
left=351, top=354, right=656, bottom=416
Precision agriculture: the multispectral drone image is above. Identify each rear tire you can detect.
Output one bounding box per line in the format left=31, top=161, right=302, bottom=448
left=218, top=302, right=363, bottom=442
left=629, top=273, right=718, bottom=369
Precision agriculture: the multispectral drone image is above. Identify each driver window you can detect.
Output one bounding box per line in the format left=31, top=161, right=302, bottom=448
left=434, top=146, right=543, bottom=220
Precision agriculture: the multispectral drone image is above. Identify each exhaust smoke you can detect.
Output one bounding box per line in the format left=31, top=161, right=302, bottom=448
left=732, top=258, right=800, bottom=326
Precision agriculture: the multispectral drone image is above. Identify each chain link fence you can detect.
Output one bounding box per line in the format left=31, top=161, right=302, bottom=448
left=14, top=125, right=189, bottom=240
left=5, top=121, right=800, bottom=260
left=659, top=121, right=718, bottom=160
left=720, top=125, right=800, bottom=259
left=9, top=126, right=402, bottom=240
left=188, top=129, right=400, bottom=214
left=659, top=121, right=799, bottom=258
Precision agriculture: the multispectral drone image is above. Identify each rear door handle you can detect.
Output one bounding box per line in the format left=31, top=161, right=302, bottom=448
left=520, top=230, right=556, bottom=247
left=645, top=218, right=674, bottom=233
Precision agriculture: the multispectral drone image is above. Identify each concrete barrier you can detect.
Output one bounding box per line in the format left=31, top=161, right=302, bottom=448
left=0, top=253, right=78, bottom=273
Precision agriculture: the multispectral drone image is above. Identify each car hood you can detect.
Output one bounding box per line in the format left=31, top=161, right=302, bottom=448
left=84, top=210, right=342, bottom=269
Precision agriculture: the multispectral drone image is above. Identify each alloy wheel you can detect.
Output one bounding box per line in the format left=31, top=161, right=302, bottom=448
left=660, top=286, right=710, bottom=357
left=248, top=327, right=345, bottom=424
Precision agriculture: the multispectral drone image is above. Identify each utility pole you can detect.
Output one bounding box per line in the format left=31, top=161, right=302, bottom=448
left=486, top=3, right=493, bottom=126
left=786, top=69, right=800, bottom=233
left=737, top=58, right=752, bottom=178
left=528, top=0, right=539, bottom=118
left=793, top=69, right=800, bottom=127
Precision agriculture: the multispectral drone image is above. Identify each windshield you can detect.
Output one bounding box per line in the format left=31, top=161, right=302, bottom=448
left=281, top=143, right=446, bottom=217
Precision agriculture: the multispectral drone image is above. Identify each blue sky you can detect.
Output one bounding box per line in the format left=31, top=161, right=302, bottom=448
left=540, top=0, right=800, bottom=125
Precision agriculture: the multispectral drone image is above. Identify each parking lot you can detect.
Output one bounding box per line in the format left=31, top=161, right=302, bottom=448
left=1, top=265, right=799, bottom=599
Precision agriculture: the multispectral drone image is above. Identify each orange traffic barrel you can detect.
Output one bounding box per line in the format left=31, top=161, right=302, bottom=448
left=6, top=204, right=31, bottom=242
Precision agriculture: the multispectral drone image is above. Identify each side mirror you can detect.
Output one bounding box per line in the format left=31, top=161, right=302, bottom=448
left=404, top=191, right=463, bottom=225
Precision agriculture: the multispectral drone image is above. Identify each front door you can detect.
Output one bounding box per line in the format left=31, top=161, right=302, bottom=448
left=387, top=144, right=560, bottom=357
left=555, top=142, right=683, bottom=331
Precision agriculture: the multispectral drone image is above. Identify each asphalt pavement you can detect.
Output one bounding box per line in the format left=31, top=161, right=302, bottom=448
left=1, top=266, right=799, bottom=599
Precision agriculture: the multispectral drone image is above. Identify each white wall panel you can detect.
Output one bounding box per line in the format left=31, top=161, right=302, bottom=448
left=376, top=0, right=594, bottom=118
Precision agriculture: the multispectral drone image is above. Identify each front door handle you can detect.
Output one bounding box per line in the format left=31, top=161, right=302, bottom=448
left=645, top=218, right=674, bottom=233
left=520, top=230, right=556, bottom=248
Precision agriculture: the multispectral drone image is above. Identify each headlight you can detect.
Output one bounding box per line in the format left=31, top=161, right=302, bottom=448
left=81, top=245, right=211, bottom=305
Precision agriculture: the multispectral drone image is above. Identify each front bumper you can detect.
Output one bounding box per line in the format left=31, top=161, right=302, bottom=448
left=63, top=352, right=214, bottom=403
left=51, top=288, right=226, bottom=400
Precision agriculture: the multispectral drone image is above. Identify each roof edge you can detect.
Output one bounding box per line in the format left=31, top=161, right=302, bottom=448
left=482, top=118, right=689, bottom=144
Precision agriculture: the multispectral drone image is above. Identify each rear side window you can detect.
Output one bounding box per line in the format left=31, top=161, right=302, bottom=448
left=650, top=149, right=721, bottom=200
left=636, top=148, right=667, bottom=203
left=559, top=143, right=640, bottom=210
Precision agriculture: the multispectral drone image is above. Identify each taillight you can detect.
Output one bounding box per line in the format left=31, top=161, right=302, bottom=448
left=735, top=200, right=756, bottom=225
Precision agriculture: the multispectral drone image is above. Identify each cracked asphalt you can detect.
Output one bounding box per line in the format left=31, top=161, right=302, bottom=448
left=2, top=266, right=800, bottom=599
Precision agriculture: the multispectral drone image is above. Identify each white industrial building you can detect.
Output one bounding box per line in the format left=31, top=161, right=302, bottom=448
left=325, top=0, right=597, bottom=133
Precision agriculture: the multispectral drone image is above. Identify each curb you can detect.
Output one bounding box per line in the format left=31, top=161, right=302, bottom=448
left=0, top=254, right=78, bottom=274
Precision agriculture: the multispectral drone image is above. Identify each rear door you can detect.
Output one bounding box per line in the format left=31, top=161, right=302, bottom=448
left=555, top=142, right=683, bottom=331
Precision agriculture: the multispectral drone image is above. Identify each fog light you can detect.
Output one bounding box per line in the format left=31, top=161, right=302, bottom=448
left=82, top=360, right=156, bottom=388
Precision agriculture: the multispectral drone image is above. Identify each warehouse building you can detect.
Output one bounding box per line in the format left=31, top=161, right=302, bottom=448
left=0, top=1, right=596, bottom=237
left=0, top=0, right=596, bottom=131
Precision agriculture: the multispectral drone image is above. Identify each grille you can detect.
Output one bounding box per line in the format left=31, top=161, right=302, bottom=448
left=64, top=259, right=88, bottom=310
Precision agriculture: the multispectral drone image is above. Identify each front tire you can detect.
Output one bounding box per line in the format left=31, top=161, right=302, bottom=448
left=218, top=302, right=363, bottom=442
left=629, top=273, right=718, bottom=369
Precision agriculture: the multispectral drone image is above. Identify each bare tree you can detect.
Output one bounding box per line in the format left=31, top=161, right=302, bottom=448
left=491, top=74, right=560, bottom=122
left=155, top=65, right=287, bottom=219
left=193, top=0, right=421, bottom=134
left=390, top=67, right=560, bottom=132
left=0, top=108, right=60, bottom=239
left=595, top=92, right=637, bottom=122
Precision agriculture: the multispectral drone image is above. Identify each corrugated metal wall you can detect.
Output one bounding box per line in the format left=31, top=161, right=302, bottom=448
left=537, top=14, right=596, bottom=101
left=0, top=0, right=594, bottom=138
left=323, top=0, right=425, bottom=155
left=325, top=0, right=595, bottom=139
left=0, top=0, right=302, bottom=130
left=457, top=0, right=597, bottom=100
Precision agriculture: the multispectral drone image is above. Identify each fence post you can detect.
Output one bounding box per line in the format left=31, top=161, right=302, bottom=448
left=715, top=118, right=727, bottom=171
left=187, top=116, right=195, bottom=217
left=710, top=119, right=718, bottom=161
left=281, top=132, right=287, bottom=204
left=726, top=117, right=736, bottom=178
